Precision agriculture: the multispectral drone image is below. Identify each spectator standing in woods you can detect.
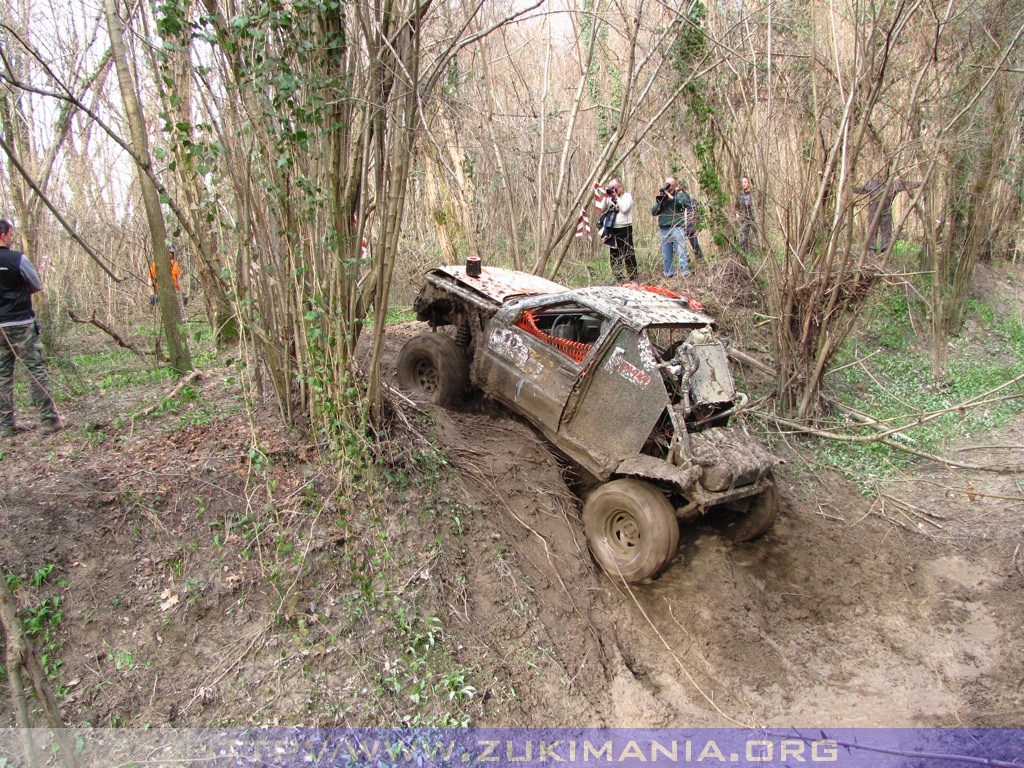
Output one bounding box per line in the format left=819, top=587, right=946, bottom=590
left=596, top=179, right=638, bottom=282
left=855, top=170, right=921, bottom=252
left=651, top=176, right=691, bottom=278
left=0, top=219, right=64, bottom=438
left=735, top=175, right=756, bottom=251
left=149, top=244, right=188, bottom=306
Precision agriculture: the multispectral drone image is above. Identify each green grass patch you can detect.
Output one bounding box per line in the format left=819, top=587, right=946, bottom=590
left=3, top=564, right=69, bottom=694
left=312, top=437, right=481, bottom=726
left=365, top=306, right=419, bottom=327
left=96, top=367, right=177, bottom=390
left=138, top=385, right=203, bottom=420
left=54, top=345, right=173, bottom=399
left=820, top=290, right=1024, bottom=487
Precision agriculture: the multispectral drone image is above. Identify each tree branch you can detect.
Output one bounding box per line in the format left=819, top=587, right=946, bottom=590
left=0, top=132, right=124, bottom=281
left=68, top=310, right=152, bottom=358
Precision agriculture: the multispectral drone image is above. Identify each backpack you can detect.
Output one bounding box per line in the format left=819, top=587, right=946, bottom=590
left=684, top=197, right=702, bottom=236
left=598, top=206, right=618, bottom=244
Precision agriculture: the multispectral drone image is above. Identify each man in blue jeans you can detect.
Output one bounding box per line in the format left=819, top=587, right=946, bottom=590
left=651, top=177, right=690, bottom=278
left=0, top=219, right=64, bottom=438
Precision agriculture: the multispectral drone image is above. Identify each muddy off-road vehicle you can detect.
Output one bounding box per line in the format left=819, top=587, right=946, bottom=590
left=398, top=265, right=778, bottom=582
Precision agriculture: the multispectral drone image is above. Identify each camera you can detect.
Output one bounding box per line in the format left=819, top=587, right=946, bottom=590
left=605, top=187, right=617, bottom=196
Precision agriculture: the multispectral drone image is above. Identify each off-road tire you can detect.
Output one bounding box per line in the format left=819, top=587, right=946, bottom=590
left=583, top=479, right=679, bottom=583
left=724, top=479, right=779, bottom=543
left=397, top=333, right=468, bottom=406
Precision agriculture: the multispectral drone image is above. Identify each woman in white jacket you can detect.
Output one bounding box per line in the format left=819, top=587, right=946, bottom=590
left=595, top=179, right=638, bottom=282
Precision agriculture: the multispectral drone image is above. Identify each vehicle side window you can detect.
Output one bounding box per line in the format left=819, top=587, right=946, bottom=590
left=515, top=306, right=605, bottom=363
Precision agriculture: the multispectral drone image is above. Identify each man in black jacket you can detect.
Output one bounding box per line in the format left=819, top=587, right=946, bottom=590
left=0, top=219, right=63, bottom=437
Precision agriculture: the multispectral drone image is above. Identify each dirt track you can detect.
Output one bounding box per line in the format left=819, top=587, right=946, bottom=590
left=383, top=323, right=1024, bottom=727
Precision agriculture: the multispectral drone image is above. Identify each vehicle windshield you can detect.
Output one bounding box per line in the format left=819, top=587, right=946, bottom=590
left=644, top=324, right=703, bottom=358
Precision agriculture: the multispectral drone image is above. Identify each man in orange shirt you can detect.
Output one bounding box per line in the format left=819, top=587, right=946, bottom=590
left=149, top=244, right=187, bottom=306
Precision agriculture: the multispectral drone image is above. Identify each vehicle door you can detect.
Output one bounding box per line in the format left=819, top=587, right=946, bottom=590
left=560, top=325, right=670, bottom=468
left=476, top=300, right=598, bottom=435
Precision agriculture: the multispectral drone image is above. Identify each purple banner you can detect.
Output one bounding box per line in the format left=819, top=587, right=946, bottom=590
left=0, top=728, right=1021, bottom=767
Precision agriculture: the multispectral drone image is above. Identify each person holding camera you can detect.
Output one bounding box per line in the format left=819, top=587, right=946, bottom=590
left=595, top=178, right=637, bottom=282
left=651, top=177, right=691, bottom=278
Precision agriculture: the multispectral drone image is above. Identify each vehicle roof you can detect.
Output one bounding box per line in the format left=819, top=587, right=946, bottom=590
left=429, top=266, right=713, bottom=327
left=572, top=286, right=715, bottom=328
left=430, top=265, right=568, bottom=303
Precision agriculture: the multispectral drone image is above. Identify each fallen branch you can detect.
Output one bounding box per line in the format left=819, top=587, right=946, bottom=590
left=814, top=504, right=845, bottom=523
left=953, top=444, right=1024, bottom=452
left=727, top=342, right=1024, bottom=474
left=889, top=477, right=1024, bottom=503
left=823, top=347, right=882, bottom=377
left=68, top=309, right=151, bottom=358
left=133, top=370, right=204, bottom=418
left=869, top=501, right=912, bottom=532
left=383, top=381, right=423, bottom=412
left=751, top=408, right=1023, bottom=474
left=727, top=345, right=1024, bottom=448
left=827, top=398, right=917, bottom=444
left=725, top=344, right=775, bottom=375
left=881, top=493, right=944, bottom=530
left=836, top=390, right=1024, bottom=428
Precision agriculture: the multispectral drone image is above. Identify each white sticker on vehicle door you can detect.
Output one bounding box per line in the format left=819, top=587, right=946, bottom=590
left=637, top=336, right=659, bottom=372
left=604, top=346, right=652, bottom=387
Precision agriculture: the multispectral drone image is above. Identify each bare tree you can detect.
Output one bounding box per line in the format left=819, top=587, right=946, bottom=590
left=701, top=0, right=1023, bottom=415
left=103, top=0, right=191, bottom=373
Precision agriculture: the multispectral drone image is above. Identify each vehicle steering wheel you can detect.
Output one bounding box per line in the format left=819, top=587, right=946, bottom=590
left=550, top=314, right=581, bottom=342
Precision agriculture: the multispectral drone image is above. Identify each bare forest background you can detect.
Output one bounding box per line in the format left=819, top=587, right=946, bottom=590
left=2, top=0, right=1023, bottom=454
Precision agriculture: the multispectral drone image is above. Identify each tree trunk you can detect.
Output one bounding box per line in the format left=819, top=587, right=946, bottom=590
left=103, top=0, right=192, bottom=374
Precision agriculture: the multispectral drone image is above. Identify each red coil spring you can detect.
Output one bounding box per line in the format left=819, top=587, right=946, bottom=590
left=516, top=310, right=594, bottom=363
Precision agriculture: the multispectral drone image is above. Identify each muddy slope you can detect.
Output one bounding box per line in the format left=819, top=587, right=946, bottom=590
left=385, top=322, right=1024, bottom=727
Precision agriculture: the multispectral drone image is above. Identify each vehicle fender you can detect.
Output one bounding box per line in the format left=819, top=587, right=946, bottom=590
left=614, top=455, right=702, bottom=492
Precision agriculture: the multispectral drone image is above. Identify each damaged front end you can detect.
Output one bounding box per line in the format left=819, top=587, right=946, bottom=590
left=631, top=325, right=775, bottom=512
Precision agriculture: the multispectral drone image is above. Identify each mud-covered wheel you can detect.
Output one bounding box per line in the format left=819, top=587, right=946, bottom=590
left=724, top=479, right=779, bottom=543
left=583, top=479, right=680, bottom=583
left=397, top=333, right=467, bottom=405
